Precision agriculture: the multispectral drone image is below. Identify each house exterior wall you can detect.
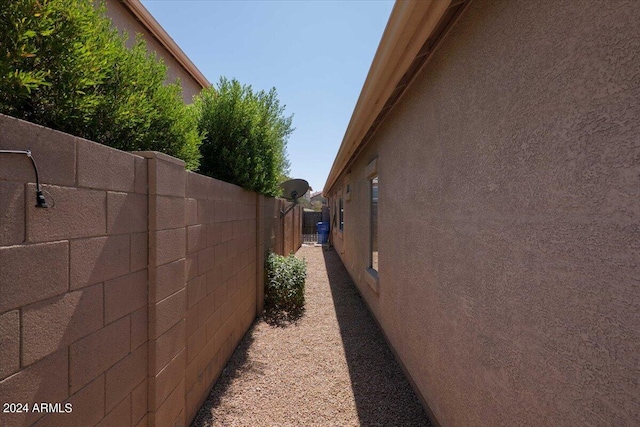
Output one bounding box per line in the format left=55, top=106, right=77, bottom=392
left=0, top=113, right=301, bottom=426
left=103, top=0, right=203, bottom=103
left=327, top=0, right=640, bottom=425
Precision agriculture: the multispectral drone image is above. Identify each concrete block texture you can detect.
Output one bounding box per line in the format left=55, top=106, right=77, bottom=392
left=137, top=151, right=186, bottom=197
left=134, top=156, right=148, bottom=195
left=155, top=196, right=186, bottom=231
left=151, top=320, right=185, bottom=376
left=156, top=259, right=186, bottom=303
left=197, top=246, right=215, bottom=274
left=0, top=181, right=25, bottom=245
left=155, top=228, right=186, bottom=267
left=197, top=199, right=216, bottom=224
left=0, top=241, right=69, bottom=313
left=69, top=316, right=130, bottom=393
left=187, top=224, right=207, bottom=254
left=33, top=374, right=105, bottom=427
left=107, top=191, right=147, bottom=235
left=135, top=415, right=148, bottom=427
left=0, top=310, right=20, bottom=379
left=130, top=232, right=148, bottom=272
left=185, top=359, right=198, bottom=393
left=131, top=379, right=148, bottom=426
left=150, top=350, right=185, bottom=411
left=104, top=270, right=147, bottom=323
left=186, top=326, right=206, bottom=365
left=153, top=288, right=186, bottom=339
left=1, top=118, right=300, bottom=426
left=213, top=200, right=228, bottom=223
left=77, top=137, right=136, bottom=192
left=26, top=184, right=106, bottom=242
left=105, top=343, right=147, bottom=412
left=151, top=379, right=184, bottom=427
left=130, top=306, right=148, bottom=351
left=185, top=372, right=207, bottom=423
left=185, top=198, right=198, bottom=226
left=185, top=253, right=198, bottom=282
left=197, top=293, right=215, bottom=327
left=97, top=394, right=131, bottom=427
left=154, top=157, right=186, bottom=197
left=185, top=306, right=199, bottom=339
left=0, top=114, right=76, bottom=186
left=187, top=274, right=207, bottom=309
left=22, top=284, right=103, bottom=366
left=0, top=348, right=69, bottom=426
left=186, top=171, right=212, bottom=199
left=70, top=235, right=130, bottom=290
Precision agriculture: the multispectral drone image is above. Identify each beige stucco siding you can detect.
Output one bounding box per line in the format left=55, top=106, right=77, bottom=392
left=329, top=0, right=640, bottom=425
left=104, top=0, right=203, bottom=103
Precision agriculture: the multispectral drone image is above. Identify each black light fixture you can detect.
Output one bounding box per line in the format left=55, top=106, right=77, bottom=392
left=0, top=149, right=49, bottom=208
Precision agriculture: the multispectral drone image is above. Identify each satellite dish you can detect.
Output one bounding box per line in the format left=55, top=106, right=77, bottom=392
left=280, top=179, right=309, bottom=202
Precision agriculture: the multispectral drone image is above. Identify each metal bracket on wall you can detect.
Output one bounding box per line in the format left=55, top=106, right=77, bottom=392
left=280, top=201, right=296, bottom=218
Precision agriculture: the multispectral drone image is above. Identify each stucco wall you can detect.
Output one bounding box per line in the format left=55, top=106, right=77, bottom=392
left=0, top=114, right=301, bottom=427
left=103, top=0, right=203, bottom=103
left=328, top=0, right=640, bottom=425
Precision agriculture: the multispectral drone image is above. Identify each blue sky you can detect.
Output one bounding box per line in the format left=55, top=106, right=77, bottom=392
left=140, top=0, right=394, bottom=193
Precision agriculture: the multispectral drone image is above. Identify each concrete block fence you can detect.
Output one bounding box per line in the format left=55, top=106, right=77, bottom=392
left=0, top=114, right=302, bottom=427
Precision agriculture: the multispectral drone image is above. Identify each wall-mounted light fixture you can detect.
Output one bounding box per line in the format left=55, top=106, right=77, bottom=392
left=0, top=149, right=49, bottom=208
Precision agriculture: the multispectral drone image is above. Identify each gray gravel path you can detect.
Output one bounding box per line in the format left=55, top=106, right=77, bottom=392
left=192, top=245, right=431, bottom=427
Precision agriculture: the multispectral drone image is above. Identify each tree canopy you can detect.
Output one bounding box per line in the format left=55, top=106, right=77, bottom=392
left=0, top=0, right=201, bottom=169
left=195, top=77, right=293, bottom=197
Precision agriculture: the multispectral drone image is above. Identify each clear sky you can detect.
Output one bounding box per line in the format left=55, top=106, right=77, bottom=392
left=140, top=0, right=394, bottom=193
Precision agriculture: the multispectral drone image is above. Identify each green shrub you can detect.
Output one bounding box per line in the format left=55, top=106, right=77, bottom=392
left=194, top=77, right=293, bottom=196
left=0, top=0, right=201, bottom=169
left=265, top=252, right=306, bottom=317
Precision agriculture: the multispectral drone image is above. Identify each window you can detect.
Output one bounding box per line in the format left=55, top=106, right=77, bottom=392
left=370, top=176, right=378, bottom=271
left=339, top=197, right=344, bottom=232
left=364, top=158, right=379, bottom=292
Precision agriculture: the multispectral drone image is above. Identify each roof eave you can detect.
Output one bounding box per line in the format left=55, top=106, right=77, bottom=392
left=322, top=0, right=468, bottom=196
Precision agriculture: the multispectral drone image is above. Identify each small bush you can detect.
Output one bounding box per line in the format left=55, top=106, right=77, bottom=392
left=194, top=77, right=293, bottom=196
left=265, top=252, right=306, bottom=319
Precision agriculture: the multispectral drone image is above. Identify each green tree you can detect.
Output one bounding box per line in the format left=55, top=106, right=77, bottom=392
left=0, top=0, right=201, bottom=169
left=195, top=77, right=293, bottom=196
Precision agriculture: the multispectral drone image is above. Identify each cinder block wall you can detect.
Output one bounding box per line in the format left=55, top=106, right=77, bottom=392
left=0, top=114, right=302, bottom=427
left=0, top=115, right=149, bottom=427
left=181, top=171, right=258, bottom=423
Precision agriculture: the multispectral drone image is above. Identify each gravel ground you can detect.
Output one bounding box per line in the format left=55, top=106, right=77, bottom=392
left=192, top=245, right=432, bottom=427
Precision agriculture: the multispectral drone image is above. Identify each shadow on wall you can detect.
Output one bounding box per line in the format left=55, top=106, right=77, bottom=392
left=322, top=248, right=432, bottom=427
left=189, top=321, right=258, bottom=427
left=15, top=188, right=148, bottom=426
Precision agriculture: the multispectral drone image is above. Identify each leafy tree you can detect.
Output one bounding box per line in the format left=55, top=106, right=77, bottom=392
left=0, top=0, right=201, bottom=169
left=195, top=77, right=293, bottom=196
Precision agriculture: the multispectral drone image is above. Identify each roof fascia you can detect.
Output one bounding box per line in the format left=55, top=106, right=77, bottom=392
left=323, top=0, right=465, bottom=196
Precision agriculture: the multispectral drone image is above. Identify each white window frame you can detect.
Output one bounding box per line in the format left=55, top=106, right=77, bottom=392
left=365, top=158, right=379, bottom=293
